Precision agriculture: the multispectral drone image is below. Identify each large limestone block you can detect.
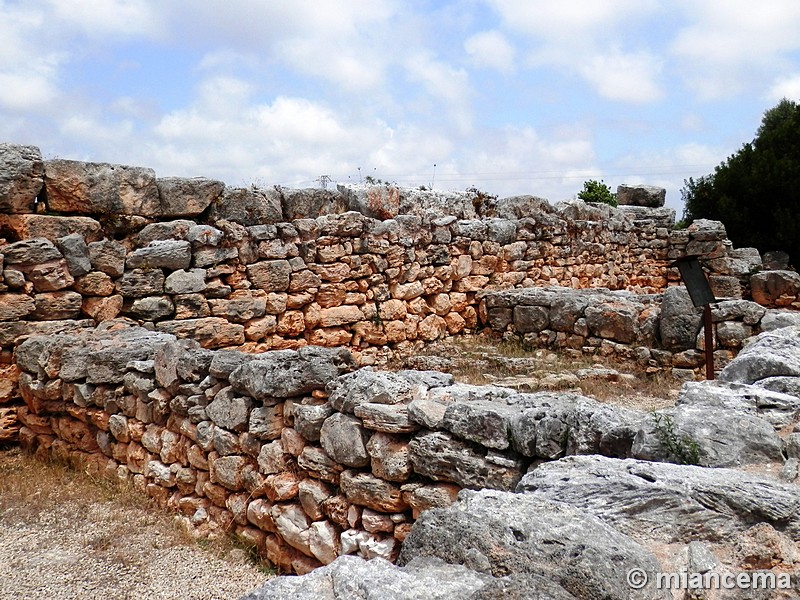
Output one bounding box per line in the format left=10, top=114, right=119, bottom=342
left=399, top=489, right=668, bottom=600
left=156, top=317, right=245, bottom=349
left=0, top=144, right=44, bottom=213
left=88, top=239, right=126, bottom=277
left=632, top=404, right=784, bottom=467
left=518, top=455, right=800, bottom=543
left=319, top=412, right=370, bottom=468
left=156, top=176, right=224, bottom=217
left=659, top=286, right=702, bottom=351
left=0, top=294, right=36, bottom=321
left=44, top=159, right=160, bottom=216
left=126, top=240, right=192, bottom=271
left=282, top=188, right=348, bottom=220
left=0, top=238, right=61, bottom=266
left=208, top=186, right=283, bottom=226
left=247, top=260, right=292, bottom=292
left=616, top=184, right=666, bottom=207
left=408, top=430, right=523, bottom=491
left=720, top=326, right=800, bottom=384
left=31, top=291, right=82, bottom=320
left=327, top=368, right=414, bottom=414
left=339, top=469, right=408, bottom=512
left=240, top=555, right=492, bottom=600
left=0, top=214, right=102, bottom=243
left=751, top=270, right=800, bottom=307
left=229, top=346, right=354, bottom=400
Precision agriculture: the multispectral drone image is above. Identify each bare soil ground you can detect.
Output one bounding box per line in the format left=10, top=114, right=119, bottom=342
left=399, top=335, right=682, bottom=411
left=0, top=447, right=270, bottom=600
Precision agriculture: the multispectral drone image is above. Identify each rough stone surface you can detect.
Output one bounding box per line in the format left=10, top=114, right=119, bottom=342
left=319, top=413, right=370, bottom=468
left=399, top=489, right=668, bottom=600
left=0, top=143, right=44, bottom=213
left=229, top=347, right=354, bottom=400
left=616, top=184, right=666, bottom=207
left=409, top=431, right=523, bottom=491
left=44, top=159, right=160, bottom=216
left=518, top=455, right=800, bottom=543
left=720, top=326, right=800, bottom=384
left=156, top=177, right=224, bottom=217
left=632, top=403, right=784, bottom=467
left=240, top=555, right=492, bottom=600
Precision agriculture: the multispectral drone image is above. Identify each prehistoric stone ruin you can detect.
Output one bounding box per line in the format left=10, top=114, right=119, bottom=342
left=2, top=142, right=800, bottom=599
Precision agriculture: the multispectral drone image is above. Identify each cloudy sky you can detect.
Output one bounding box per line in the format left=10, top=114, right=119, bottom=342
left=3, top=1, right=800, bottom=212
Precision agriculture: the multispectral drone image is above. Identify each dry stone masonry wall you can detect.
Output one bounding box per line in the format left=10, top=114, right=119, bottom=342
left=12, top=322, right=800, bottom=588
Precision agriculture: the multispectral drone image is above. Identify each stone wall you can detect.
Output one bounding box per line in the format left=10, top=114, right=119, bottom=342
left=480, top=285, right=800, bottom=378
left=13, top=323, right=800, bottom=578
left=0, top=144, right=758, bottom=368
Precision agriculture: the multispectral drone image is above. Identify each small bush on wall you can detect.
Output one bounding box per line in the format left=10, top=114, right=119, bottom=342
left=578, top=179, right=618, bottom=207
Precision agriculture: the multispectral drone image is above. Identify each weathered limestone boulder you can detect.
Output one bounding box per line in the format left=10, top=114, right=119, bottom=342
left=399, top=489, right=668, bottom=600
left=366, top=432, right=412, bottom=482
left=156, top=177, right=224, bottom=217
left=240, top=555, right=493, bottom=600
left=208, top=186, right=283, bottom=226
left=126, top=240, right=192, bottom=271
left=408, top=431, right=523, bottom=491
left=659, top=286, right=701, bottom=350
left=518, top=455, right=800, bottom=543
left=116, top=269, right=165, bottom=297
left=327, top=368, right=413, bottom=414
left=720, top=326, right=800, bottom=384
left=164, top=268, right=206, bottom=294
left=1, top=238, right=61, bottom=266
left=319, top=413, right=370, bottom=468
left=32, top=291, right=83, bottom=320
left=761, top=310, right=800, bottom=331
left=27, top=259, right=74, bottom=292
left=56, top=233, right=92, bottom=277
left=0, top=294, right=36, bottom=321
left=43, top=159, right=160, bottom=216
left=282, top=188, right=348, bottom=220
left=440, top=399, right=518, bottom=450
left=616, top=184, right=665, bottom=207
left=632, top=404, right=783, bottom=467
left=339, top=470, right=407, bottom=512
left=128, top=296, right=175, bottom=321
left=344, top=186, right=480, bottom=221
left=677, top=380, right=800, bottom=428
left=751, top=270, right=800, bottom=307
left=293, top=404, right=334, bottom=441
left=0, top=214, right=102, bottom=243
left=584, top=297, right=645, bottom=344
left=88, top=239, right=126, bottom=277
left=477, top=194, right=553, bottom=220
left=206, top=387, right=253, bottom=431
left=156, top=317, right=244, bottom=349
left=343, top=185, right=401, bottom=220
left=229, top=346, right=354, bottom=400
left=0, top=143, right=44, bottom=213
left=247, top=260, right=292, bottom=292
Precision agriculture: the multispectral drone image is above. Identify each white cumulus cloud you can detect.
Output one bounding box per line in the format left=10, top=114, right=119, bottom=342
left=464, top=30, right=516, bottom=73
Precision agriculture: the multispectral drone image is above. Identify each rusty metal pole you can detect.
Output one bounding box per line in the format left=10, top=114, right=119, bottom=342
left=703, top=303, right=714, bottom=380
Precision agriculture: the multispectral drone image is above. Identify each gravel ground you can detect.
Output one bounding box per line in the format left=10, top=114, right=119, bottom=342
left=0, top=449, right=269, bottom=600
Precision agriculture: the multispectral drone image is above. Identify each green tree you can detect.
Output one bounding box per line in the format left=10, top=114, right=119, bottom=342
left=578, top=179, right=617, bottom=207
left=682, top=98, right=800, bottom=265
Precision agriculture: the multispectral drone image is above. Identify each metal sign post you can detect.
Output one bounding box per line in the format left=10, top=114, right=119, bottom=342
left=670, top=255, right=717, bottom=380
